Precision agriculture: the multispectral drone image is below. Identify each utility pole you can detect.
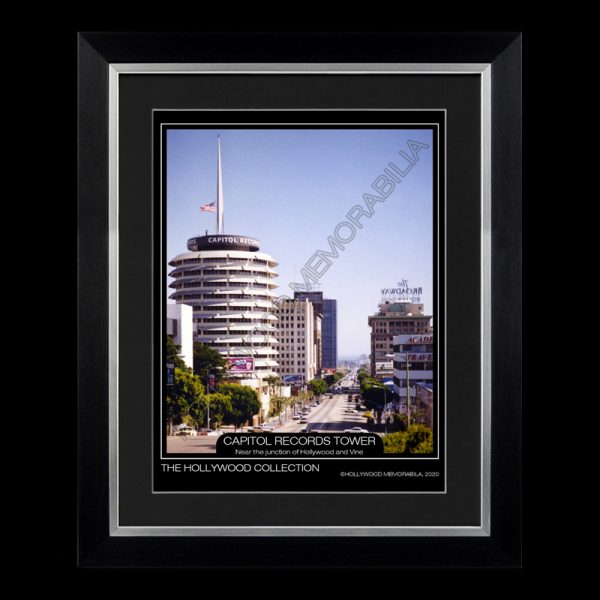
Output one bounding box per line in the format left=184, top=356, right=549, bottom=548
left=206, top=372, right=210, bottom=432
left=405, top=353, right=411, bottom=428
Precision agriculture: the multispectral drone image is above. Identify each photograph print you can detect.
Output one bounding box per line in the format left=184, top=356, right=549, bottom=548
left=156, top=114, right=444, bottom=492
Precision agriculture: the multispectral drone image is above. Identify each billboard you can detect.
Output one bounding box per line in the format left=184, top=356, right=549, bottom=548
left=282, top=374, right=304, bottom=385
left=376, top=361, right=393, bottom=370
left=225, top=357, right=255, bottom=373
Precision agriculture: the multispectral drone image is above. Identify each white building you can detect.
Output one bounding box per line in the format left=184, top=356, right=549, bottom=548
left=169, top=236, right=280, bottom=383
left=275, top=299, right=316, bottom=384
left=166, top=303, right=194, bottom=368
left=392, top=333, right=434, bottom=406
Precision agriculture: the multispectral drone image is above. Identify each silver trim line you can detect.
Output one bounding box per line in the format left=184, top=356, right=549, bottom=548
left=108, top=63, right=492, bottom=537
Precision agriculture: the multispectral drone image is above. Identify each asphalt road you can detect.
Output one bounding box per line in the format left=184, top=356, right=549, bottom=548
left=277, top=393, right=367, bottom=433
left=166, top=434, right=218, bottom=454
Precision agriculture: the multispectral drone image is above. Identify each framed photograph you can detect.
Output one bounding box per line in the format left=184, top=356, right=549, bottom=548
left=78, top=32, right=521, bottom=568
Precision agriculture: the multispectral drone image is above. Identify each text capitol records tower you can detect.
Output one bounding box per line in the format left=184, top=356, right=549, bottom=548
left=168, top=136, right=280, bottom=381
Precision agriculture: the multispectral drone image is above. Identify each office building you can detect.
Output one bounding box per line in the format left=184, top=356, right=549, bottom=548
left=294, top=291, right=337, bottom=369
left=274, top=299, right=316, bottom=384
left=368, top=301, right=432, bottom=378
left=392, top=333, right=434, bottom=419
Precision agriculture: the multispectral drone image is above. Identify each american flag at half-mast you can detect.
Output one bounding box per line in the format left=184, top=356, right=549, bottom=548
left=200, top=201, right=216, bottom=213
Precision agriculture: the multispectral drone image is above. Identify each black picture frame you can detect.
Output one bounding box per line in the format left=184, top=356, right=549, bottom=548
left=78, top=31, right=521, bottom=568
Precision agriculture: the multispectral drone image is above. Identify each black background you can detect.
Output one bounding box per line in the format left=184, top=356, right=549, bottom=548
left=76, top=31, right=521, bottom=569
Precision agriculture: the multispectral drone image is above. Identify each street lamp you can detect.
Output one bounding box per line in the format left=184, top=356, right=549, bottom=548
left=383, top=385, right=388, bottom=434
left=205, top=366, right=223, bottom=431
left=402, top=352, right=412, bottom=428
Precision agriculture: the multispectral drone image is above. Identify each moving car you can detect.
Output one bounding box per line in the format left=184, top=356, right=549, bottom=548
left=299, top=417, right=308, bottom=423
left=343, top=427, right=369, bottom=433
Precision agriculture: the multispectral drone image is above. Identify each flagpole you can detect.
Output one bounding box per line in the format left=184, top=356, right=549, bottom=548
left=217, top=135, right=224, bottom=234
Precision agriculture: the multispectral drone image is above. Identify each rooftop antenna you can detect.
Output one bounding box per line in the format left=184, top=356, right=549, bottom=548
left=216, top=135, right=224, bottom=235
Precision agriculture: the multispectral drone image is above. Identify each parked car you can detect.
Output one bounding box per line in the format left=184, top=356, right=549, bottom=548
left=175, top=427, right=197, bottom=436
left=300, top=418, right=308, bottom=423
left=292, top=415, right=301, bottom=420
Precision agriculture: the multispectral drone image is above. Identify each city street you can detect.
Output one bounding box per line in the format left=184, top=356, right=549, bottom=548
left=276, top=393, right=366, bottom=433
left=166, top=370, right=370, bottom=453
left=166, top=393, right=368, bottom=453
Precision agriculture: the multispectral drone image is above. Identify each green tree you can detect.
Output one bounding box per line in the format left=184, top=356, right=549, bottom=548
left=362, top=385, right=387, bottom=408
left=410, top=408, right=429, bottom=426
left=308, top=379, right=328, bottom=396
left=382, top=431, right=408, bottom=454
left=391, top=412, right=408, bottom=432
left=405, top=424, right=433, bottom=453
left=166, top=335, right=187, bottom=369
left=269, top=395, right=286, bottom=418
left=324, top=371, right=344, bottom=385
left=166, top=367, right=205, bottom=430
left=357, top=368, right=369, bottom=382
left=382, top=425, right=433, bottom=454
left=217, top=383, right=261, bottom=431
left=265, top=375, right=281, bottom=387
left=206, top=393, right=232, bottom=429
left=193, top=342, right=226, bottom=384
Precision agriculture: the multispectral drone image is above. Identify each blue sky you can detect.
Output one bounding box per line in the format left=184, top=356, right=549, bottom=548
left=166, top=128, right=434, bottom=359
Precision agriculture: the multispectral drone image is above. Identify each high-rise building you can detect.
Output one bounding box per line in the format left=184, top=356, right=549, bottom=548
left=168, top=137, right=279, bottom=388
left=274, top=299, right=316, bottom=383
left=368, top=301, right=432, bottom=378
left=322, top=299, right=338, bottom=369
left=293, top=291, right=323, bottom=373
left=294, top=291, right=337, bottom=370
left=168, top=235, right=279, bottom=378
